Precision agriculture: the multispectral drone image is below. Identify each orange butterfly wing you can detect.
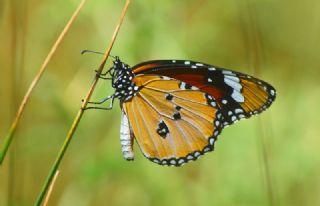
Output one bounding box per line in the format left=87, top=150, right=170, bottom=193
left=122, top=75, right=222, bottom=166
left=132, top=60, right=276, bottom=127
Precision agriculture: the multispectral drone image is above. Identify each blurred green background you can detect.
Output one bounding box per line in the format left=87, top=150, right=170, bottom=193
left=1, top=0, right=320, bottom=205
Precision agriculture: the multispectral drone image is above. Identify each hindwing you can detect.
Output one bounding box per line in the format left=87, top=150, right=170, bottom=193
left=122, top=75, right=223, bottom=166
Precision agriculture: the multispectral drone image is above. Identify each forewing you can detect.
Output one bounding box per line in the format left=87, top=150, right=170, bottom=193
left=132, top=60, right=276, bottom=126
left=122, top=75, right=223, bottom=166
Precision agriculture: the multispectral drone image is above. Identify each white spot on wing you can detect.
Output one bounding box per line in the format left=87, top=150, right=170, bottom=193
left=184, top=61, right=190, bottom=65
left=222, top=70, right=236, bottom=76
left=235, top=108, right=243, bottom=114
left=180, top=82, right=186, bottom=89
left=231, top=90, right=245, bottom=103
left=270, top=89, right=275, bottom=96
left=191, top=86, right=198, bottom=90
left=209, top=138, right=215, bottom=145
left=194, top=152, right=201, bottom=157
left=214, top=130, right=219, bottom=136
left=204, top=147, right=210, bottom=152
left=170, top=159, right=176, bottom=165
left=224, top=77, right=242, bottom=92
left=161, top=76, right=171, bottom=80
left=224, top=74, right=245, bottom=102
left=178, top=159, right=185, bottom=164
left=187, top=155, right=194, bottom=160
left=224, top=75, right=240, bottom=83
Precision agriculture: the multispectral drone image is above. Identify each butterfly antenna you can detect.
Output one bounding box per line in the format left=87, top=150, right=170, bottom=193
left=81, top=50, right=116, bottom=59
left=81, top=49, right=104, bottom=55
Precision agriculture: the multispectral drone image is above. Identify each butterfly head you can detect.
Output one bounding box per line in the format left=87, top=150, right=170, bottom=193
left=110, top=57, right=139, bottom=102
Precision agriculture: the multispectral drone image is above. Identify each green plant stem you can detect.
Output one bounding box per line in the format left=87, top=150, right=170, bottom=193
left=0, top=127, right=15, bottom=166
left=34, top=111, right=83, bottom=206
left=0, top=0, right=87, bottom=165
left=34, top=1, right=131, bottom=205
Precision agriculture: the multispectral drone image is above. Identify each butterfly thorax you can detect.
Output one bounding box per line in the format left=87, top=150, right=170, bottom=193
left=111, top=57, right=139, bottom=102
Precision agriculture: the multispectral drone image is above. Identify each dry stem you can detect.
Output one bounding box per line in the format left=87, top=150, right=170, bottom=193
left=34, top=1, right=131, bottom=205
left=43, top=171, right=60, bottom=206
left=0, top=0, right=88, bottom=165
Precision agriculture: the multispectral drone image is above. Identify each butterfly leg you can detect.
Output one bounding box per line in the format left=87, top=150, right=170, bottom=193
left=95, top=70, right=112, bottom=79
left=96, top=75, right=112, bottom=80
left=84, top=95, right=115, bottom=110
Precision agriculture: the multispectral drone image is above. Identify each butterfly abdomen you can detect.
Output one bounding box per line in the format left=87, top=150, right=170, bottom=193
left=120, top=112, right=134, bottom=161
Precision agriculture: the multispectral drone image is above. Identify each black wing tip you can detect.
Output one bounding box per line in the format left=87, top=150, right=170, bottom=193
left=221, top=82, right=277, bottom=127
left=245, top=84, right=277, bottom=117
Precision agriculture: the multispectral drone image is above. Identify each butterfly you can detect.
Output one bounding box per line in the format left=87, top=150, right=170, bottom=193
left=87, top=57, right=276, bottom=166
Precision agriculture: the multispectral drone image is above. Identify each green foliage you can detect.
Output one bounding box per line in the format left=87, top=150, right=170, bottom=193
left=1, top=0, right=320, bottom=205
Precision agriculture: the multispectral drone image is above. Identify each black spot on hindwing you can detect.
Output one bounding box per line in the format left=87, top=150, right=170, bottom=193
left=173, top=112, right=181, bottom=120
left=175, top=105, right=182, bottom=111
left=157, top=120, right=169, bottom=138
left=165, top=94, right=173, bottom=100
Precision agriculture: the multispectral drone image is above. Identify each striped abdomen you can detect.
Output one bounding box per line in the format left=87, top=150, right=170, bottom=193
left=120, top=111, right=134, bottom=160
